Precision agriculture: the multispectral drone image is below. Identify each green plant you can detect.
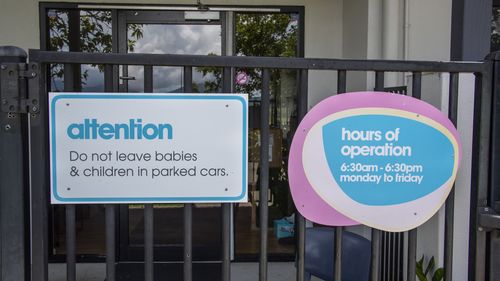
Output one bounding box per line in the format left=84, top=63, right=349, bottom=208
left=416, top=255, right=444, bottom=281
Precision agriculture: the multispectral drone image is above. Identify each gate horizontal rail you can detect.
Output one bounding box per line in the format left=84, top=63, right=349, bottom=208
left=29, top=50, right=485, bottom=72
left=2, top=48, right=491, bottom=281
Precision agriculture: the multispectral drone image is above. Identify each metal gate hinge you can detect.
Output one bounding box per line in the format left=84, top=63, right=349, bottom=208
left=478, top=206, right=500, bottom=231
left=0, top=63, right=40, bottom=114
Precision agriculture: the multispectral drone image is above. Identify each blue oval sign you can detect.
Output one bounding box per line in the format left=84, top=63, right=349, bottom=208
left=323, top=114, right=455, bottom=206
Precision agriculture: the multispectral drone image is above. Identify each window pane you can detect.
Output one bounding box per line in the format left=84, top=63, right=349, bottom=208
left=127, top=24, right=221, bottom=55
left=48, top=10, right=112, bottom=92
left=234, top=13, right=299, bottom=259
left=127, top=24, right=222, bottom=92
left=47, top=9, right=112, bottom=256
left=492, top=7, right=500, bottom=52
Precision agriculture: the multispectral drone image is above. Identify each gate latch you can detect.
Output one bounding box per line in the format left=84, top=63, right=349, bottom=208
left=479, top=206, right=500, bottom=231
left=0, top=63, right=40, bottom=114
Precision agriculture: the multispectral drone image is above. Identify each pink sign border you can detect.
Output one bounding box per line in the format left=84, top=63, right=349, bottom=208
left=288, top=91, right=462, bottom=226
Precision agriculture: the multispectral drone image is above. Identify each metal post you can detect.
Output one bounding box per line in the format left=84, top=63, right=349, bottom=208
left=66, top=205, right=76, bottom=281
left=222, top=203, right=231, bottom=281
left=259, top=69, right=270, bottom=281
left=371, top=71, right=384, bottom=281
left=144, top=204, right=154, bottom=281
left=407, top=230, right=417, bottom=281
left=221, top=67, right=232, bottom=281
left=337, top=70, right=347, bottom=94
left=335, top=70, right=346, bottom=280
left=0, top=46, right=28, bottom=281
left=105, top=205, right=116, bottom=281
left=104, top=65, right=116, bottom=281
left=444, top=72, right=459, bottom=281
left=371, top=229, right=382, bottom=281
left=487, top=54, right=500, bottom=280
left=144, top=65, right=153, bottom=93
left=182, top=66, right=193, bottom=281
left=407, top=72, right=421, bottom=281
left=334, top=227, right=343, bottom=281
left=296, top=69, right=308, bottom=281
left=27, top=56, right=49, bottom=281
left=184, top=203, right=193, bottom=281
left=469, top=58, right=493, bottom=281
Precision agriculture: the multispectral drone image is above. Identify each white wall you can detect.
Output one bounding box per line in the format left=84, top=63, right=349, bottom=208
left=405, top=2, right=478, bottom=280
left=440, top=73, right=476, bottom=281
left=342, top=0, right=368, bottom=92
left=346, top=1, right=474, bottom=279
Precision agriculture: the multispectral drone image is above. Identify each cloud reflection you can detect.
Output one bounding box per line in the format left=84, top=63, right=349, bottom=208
left=127, top=24, right=221, bottom=92
left=80, top=24, right=221, bottom=92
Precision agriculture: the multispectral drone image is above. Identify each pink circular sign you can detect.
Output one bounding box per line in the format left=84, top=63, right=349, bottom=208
left=235, top=72, right=249, bottom=86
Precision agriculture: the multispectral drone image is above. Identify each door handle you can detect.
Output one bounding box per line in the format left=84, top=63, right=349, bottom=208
left=479, top=206, right=500, bottom=230
left=119, top=76, right=136, bottom=80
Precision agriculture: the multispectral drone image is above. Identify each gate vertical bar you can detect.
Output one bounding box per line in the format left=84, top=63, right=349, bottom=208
left=382, top=233, right=387, bottom=281
left=104, top=65, right=116, bottom=281
left=337, top=70, right=346, bottom=94
left=29, top=57, right=49, bottom=281
left=334, top=227, right=343, bottom=281
left=469, top=61, right=492, bottom=281
left=67, top=10, right=81, bottom=92
left=407, top=71, right=421, bottom=281
left=0, top=47, right=28, bottom=281
left=144, top=65, right=153, bottom=93
left=63, top=60, right=77, bottom=281
left=390, top=233, right=394, bottom=281
left=486, top=54, right=500, bottom=279
left=398, top=233, right=403, bottom=280
left=371, top=71, right=384, bottom=281
left=144, top=204, right=154, bottom=281
left=105, top=205, right=116, bottom=281
left=296, top=69, right=308, bottom=281
left=65, top=205, right=76, bottom=281
left=334, top=70, right=346, bottom=281
left=222, top=67, right=232, bottom=281
left=144, top=64, right=155, bottom=281
left=184, top=203, right=192, bottom=281
left=259, top=69, right=270, bottom=281
left=444, top=72, right=459, bottom=281
left=183, top=66, right=193, bottom=281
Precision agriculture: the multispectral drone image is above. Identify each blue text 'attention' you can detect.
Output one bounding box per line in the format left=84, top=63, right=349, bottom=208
left=67, top=119, right=173, bottom=140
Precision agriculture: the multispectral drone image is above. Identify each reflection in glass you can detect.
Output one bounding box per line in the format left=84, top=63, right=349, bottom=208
left=492, top=8, right=500, bottom=52
left=127, top=24, right=222, bottom=93
left=48, top=9, right=112, bottom=255
left=48, top=9, right=112, bottom=92
left=234, top=13, right=299, bottom=259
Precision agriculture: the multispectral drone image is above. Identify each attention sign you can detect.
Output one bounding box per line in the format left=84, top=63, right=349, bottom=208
left=49, top=93, right=248, bottom=204
left=288, top=91, right=461, bottom=232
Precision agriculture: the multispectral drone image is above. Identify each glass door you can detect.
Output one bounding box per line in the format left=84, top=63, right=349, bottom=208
left=116, top=9, right=225, bottom=261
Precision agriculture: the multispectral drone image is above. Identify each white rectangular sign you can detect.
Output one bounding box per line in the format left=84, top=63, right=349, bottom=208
left=49, top=93, right=248, bottom=204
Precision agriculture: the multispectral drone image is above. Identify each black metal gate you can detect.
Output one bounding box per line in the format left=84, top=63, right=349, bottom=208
left=1, top=45, right=500, bottom=281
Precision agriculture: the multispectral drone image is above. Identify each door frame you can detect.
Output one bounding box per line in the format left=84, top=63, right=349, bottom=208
left=39, top=2, right=305, bottom=263
left=116, top=9, right=227, bottom=93
left=115, top=9, right=227, bottom=261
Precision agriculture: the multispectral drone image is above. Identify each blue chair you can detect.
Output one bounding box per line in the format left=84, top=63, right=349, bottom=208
left=304, top=227, right=371, bottom=281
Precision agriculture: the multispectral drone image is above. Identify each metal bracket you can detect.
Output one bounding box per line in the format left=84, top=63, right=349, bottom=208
left=478, top=206, right=500, bottom=231
left=0, top=63, right=40, bottom=114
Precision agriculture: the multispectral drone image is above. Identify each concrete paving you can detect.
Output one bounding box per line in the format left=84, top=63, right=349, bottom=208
left=48, top=262, right=322, bottom=281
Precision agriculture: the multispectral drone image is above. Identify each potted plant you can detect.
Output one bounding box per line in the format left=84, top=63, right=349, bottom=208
left=416, top=255, right=444, bottom=281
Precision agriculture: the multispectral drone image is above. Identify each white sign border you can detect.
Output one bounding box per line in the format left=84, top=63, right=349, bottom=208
left=49, top=93, right=248, bottom=204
